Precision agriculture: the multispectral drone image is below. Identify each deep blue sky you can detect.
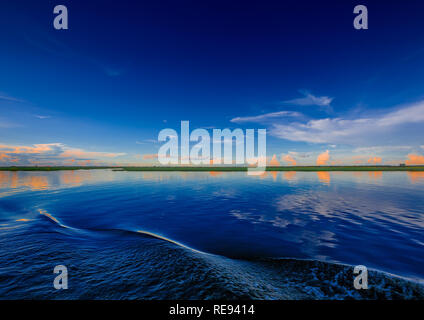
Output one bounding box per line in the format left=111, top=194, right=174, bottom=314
left=1, top=0, right=424, bottom=165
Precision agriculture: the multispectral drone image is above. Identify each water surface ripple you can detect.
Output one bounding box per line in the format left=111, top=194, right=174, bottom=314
left=0, top=170, right=423, bottom=299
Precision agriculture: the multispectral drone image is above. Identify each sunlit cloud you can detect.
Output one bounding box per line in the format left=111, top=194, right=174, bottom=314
left=269, top=154, right=280, bottom=166
left=316, top=150, right=330, bottom=165
left=281, top=154, right=297, bottom=166
left=0, top=143, right=64, bottom=154
left=0, top=153, right=11, bottom=161
left=142, top=154, right=158, bottom=160
left=405, top=154, right=424, bottom=165
left=0, top=142, right=125, bottom=165
left=367, top=156, right=382, bottom=164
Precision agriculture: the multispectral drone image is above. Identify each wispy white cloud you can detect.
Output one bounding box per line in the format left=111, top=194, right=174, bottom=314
left=230, top=111, right=301, bottom=124
left=376, top=101, right=424, bottom=126
left=136, top=139, right=160, bottom=145
left=270, top=100, right=424, bottom=145
left=60, top=148, right=126, bottom=159
left=353, top=146, right=413, bottom=153
left=34, top=115, right=51, bottom=119
left=283, top=91, right=333, bottom=107
left=0, top=94, right=24, bottom=103
left=288, top=151, right=312, bottom=158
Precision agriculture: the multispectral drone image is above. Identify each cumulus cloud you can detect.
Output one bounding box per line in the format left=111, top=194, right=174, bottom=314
left=405, top=154, right=424, bottom=165
left=281, top=154, right=297, bottom=165
left=230, top=111, right=301, bottom=124
left=316, top=150, right=330, bottom=165
left=269, top=154, right=280, bottom=166
left=367, top=156, right=382, bottom=164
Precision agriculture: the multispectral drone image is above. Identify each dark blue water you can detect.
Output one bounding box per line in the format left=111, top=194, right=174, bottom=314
left=0, top=170, right=423, bottom=299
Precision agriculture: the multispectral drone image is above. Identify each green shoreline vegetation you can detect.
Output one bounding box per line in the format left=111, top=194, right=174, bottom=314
left=1, top=166, right=424, bottom=172
left=0, top=166, right=113, bottom=171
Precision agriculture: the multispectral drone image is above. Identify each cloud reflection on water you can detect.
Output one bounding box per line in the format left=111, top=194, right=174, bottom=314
left=1, top=169, right=423, bottom=196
